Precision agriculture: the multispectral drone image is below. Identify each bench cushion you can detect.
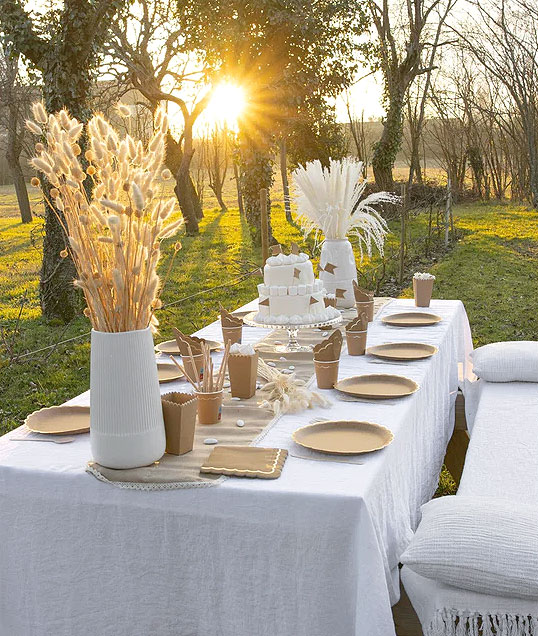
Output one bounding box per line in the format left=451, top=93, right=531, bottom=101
left=401, top=496, right=538, bottom=600
left=471, top=341, right=538, bottom=382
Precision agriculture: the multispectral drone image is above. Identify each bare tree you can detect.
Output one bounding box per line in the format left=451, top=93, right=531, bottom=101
left=0, top=47, right=32, bottom=223
left=366, top=0, right=457, bottom=190
left=345, top=92, right=372, bottom=174
left=106, top=0, right=212, bottom=234
left=203, top=123, right=229, bottom=211
left=454, top=0, right=538, bottom=206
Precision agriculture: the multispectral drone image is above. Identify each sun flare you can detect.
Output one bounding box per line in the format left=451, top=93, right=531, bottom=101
left=199, top=83, right=246, bottom=132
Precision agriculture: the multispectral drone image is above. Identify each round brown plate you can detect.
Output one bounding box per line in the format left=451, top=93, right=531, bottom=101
left=25, top=405, right=90, bottom=435
left=382, top=312, right=441, bottom=327
left=335, top=374, right=419, bottom=399
left=157, top=362, right=183, bottom=383
left=293, top=420, right=393, bottom=455
left=367, top=342, right=438, bottom=361
left=155, top=339, right=221, bottom=355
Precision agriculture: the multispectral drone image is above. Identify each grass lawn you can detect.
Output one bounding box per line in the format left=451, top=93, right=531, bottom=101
left=1, top=194, right=537, bottom=495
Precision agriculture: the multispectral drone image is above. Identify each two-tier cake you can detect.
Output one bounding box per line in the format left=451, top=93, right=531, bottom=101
left=254, top=244, right=340, bottom=325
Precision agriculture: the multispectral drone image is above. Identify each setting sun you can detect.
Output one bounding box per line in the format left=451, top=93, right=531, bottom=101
left=199, top=83, right=246, bottom=131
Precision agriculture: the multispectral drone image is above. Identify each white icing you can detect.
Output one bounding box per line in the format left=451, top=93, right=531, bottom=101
left=278, top=286, right=287, bottom=296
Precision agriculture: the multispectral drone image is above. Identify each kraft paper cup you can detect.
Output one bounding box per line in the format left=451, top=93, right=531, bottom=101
left=356, top=300, right=374, bottom=322
left=161, top=392, right=197, bottom=455
left=346, top=330, right=367, bottom=356
left=182, top=353, right=204, bottom=384
left=314, top=359, right=339, bottom=389
left=195, top=390, right=223, bottom=425
left=413, top=278, right=434, bottom=307
left=228, top=352, right=258, bottom=399
left=222, top=325, right=242, bottom=345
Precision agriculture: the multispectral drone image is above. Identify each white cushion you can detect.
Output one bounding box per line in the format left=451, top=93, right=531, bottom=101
left=400, top=496, right=538, bottom=599
left=471, top=341, right=538, bottom=382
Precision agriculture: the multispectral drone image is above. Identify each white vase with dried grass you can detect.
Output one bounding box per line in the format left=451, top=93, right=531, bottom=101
left=292, top=159, right=398, bottom=308
left=28, top=103, right=183, bottom=469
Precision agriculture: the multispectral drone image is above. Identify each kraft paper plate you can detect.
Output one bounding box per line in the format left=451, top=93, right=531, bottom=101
left=335, top=374, right=419, bottom=399
left=382, top=312, right=441, bottom=327
left=155, top=339, right=221, bottom=355
left=293, top=420, right=393, bottom=455
left=366, top=342, right=438, bottom=361
left=25, top=405, right=90, bottom=435
left=157, top=362, right=183, bottom=383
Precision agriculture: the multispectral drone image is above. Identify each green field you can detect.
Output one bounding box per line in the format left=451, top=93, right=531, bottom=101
left=1, top=185, right=537, bottom=496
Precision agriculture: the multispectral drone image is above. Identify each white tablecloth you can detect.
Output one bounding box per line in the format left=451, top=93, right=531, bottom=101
left=0, top=299, right=472, bottom=636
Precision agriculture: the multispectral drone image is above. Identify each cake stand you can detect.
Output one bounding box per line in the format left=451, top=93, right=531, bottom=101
left=243, top=311, right=342, bottom=352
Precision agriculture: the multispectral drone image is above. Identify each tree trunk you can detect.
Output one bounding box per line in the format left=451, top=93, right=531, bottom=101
left=408, top=140, right=423, bottom=185
left=165, top=130, right=202, bottom=230
left=239, top=135, right=274, bottom=246
left=233, top=161, right=245, bottom=216
left=6, top=153, right=32, bottom=223
left=5, top=70, right=31, bottom=223
left=39, top=50, right=93, bottom=321
left=279, top=138, right=292, bottom=223
left=372, top=85, right=405, bottom=191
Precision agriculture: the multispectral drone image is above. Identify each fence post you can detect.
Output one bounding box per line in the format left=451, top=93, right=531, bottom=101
left=260, top=188, right=269, bottom=264
left=399, top=183, right=407, bottom=285
left=445, top=178, right=452, bottom=247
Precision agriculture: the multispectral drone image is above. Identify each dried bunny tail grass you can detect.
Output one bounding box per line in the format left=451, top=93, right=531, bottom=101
left=30, top=106, right=183, bottom=332
left=32, top=102, right=48, bottom=124
left=117, top=103, right=131, bottom=117
left=26, top=120, right=42, bottom=135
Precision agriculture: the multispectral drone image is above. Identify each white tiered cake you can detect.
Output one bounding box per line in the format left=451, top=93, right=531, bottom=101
left=254, top=244, right=340, bottom=325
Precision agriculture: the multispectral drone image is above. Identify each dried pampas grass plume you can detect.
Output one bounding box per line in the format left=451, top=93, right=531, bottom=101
left=28, top=106, right=183, bottom=333
left=292, top=158, right=399, bottom=258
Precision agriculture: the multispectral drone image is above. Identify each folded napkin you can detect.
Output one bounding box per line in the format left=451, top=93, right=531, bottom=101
left=313, top=330, right=342, bottom=362
left=346, top=313, right=368, bottom=332
left=200, top=446, right=288, bottom=479
left=173, top=328, right=205, bottom=356
left=353, top=281, right=374, bottom=302
left=220, top=307, right=243, bottom=328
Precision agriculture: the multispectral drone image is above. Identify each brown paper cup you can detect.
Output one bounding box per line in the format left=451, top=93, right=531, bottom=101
left=314, top=359, right=339, bottom=389
left=413, top=278, right=434, bottom=307
left=182, top=354, right=204, bottom=384
left=346, top=330, right=367, bottom=356
left=356, top=300, right=374, bottom=322
left=161, top=392, right=198, bottom=455
left=195, top=390, right=223, bottom=425
left=222, top=325, right=242, bottom=345
left=228, top=352, right=258, bottom=399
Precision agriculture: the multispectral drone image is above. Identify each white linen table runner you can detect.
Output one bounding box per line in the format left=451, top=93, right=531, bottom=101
left=0, top=298, right=472, bottom=636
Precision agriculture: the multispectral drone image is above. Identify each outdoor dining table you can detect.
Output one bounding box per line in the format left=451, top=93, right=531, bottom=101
left=0, top=298, right=472, bottom=636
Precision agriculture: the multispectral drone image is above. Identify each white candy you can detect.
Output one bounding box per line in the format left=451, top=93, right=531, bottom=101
left=236, top=419, right=245, bottom=427
left=279, top=356, right=287, bottom=361
left=231, top=396, right=241, bottom=401
left=322, top=332, right=329, bottom=337
left=204, top=438, right=218, bottom=445
left=288, top=365, right=295, bottom=370
left=230, top=343, right=256, bottom=356
left=267, top=361, right=276, bottom=367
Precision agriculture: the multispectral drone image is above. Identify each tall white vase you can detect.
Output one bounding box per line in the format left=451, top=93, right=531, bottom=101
left=90, top=327, right=166, bottom=469
left=319, top=238, right=357, bottom=308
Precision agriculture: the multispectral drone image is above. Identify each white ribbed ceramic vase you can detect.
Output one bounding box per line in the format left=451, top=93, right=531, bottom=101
left=319, top=238, right=357, bottom=308
left=90, top=327, right=165, bottom=469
